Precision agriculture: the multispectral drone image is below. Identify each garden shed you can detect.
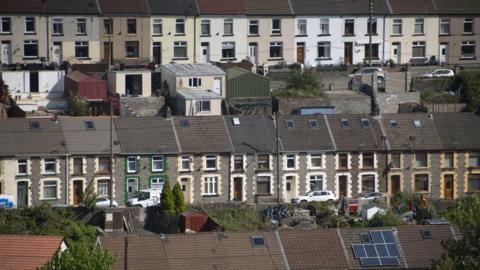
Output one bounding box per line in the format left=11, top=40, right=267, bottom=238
left=226, top=67, right=270, bottom=99
left=65, top=71, right=107, bottom=101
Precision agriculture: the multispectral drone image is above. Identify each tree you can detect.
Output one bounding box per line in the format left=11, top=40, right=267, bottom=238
left=160, top=180, right=175, bottom=216
left=68, top=96, right=91, bottom=116
left=40, top=241, right=115, bottom=270
left=434, top=195, right=480, bottom=270
left=0, top=79, right=11, bottom=105
left=172, top=182, right=187, bottom=214
left=455, top=71, right=480, bottom=112
left=367, top=211, right=405, bottom=227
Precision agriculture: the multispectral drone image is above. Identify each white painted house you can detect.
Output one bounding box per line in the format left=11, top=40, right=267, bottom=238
left=1, top=70, right=66, bottom=110
left=107, top=70, right=152, bottom=97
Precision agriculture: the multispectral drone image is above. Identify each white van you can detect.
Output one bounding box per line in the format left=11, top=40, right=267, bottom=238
left=127, top=189, right=162, bottom=207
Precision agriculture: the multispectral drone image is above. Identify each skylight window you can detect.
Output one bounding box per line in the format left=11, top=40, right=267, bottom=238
left=232, top=117, right=240, bottom=126
left=341, top=118, right=350, bottom=128
left=389, top=120, right=398, bottom=128
left=251, top=236, right=266, bottom=247
left=421, top=229, right=432, bottom=239
left=308, top=119, right=318, bottom=128
left=285, top=120, right=295, bottom=129
left=360, top=233, right=371, bottom=243
left=180, top=119, right=189, bottom=128
left=361, top=118, right=370, bottom=128
left=413, top=119, right=421, bottom=128
left=84, top=120, right=95, bottom=130
left=29, top=121, right=40, bottom=130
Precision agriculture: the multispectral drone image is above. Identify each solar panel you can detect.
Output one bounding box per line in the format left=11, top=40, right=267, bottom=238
left=360, top=258, right=381, bottom=267
left=375, top=244, right=389, bottom=257
left=382, top=231, right=396, bottom=244
left=370, top=231, right=384, bottom=244
left=386, top=243, right=400, bottom=257
left=364, top=244, right=377, bottom=257
left=380, top=257, right=400, bottom=266
left=352, top=244, right=367, bottom=258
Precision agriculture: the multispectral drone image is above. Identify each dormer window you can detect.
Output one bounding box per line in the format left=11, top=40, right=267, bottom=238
left=188, top=77, right=202, bottom=88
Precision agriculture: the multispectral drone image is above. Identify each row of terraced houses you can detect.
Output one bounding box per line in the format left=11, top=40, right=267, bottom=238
left=0, top=112, right=479, bottom=207
left=1, top=0, right=480, bottom=68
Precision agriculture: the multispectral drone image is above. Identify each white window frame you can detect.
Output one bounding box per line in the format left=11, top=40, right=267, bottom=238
left=75, top=41, right=89, bottom=58
left=392, top=19, right=402, bottom=35
left=461, top=41, right=476, bottom=59
left=269, top=42, right=283, bottom=59
left=223, top=18, right=233, bottom=36
left=188, top=77, right=202, bottom=88
left=464, top=18, right=474, bottom=34
left=195, top=100, right=211, bottom=113
left=127, top=156, right=137, bottom=173
left=414, top=18, right=424, bottom=34
left=285, top=154, right=297, bottom=170
left=272, top=18, right=281, bottom=35
left=96, top=179, right=110, bottom=197
left=359, top=173, right=378, bottom=193
left=24, top=40, right=38, bottom=58
left=0, top=17, right=11, bottom=34
left=203, top=176, right=218, bottom=195
left=150, top=177, right=164, bottom=189
left=201, top=19, right=210, bottom=36
left=175, top=18, right=185, bottom=35
left=256, top=174, right=272, bottom=195
left=412, top=41, right=426, bottom=58
left=151, top=155, right=164, bottom=172
left=76, top=18, right=87, bottom=35
left=249, top=19, right=259, bottom=35
left=25, top=17, right=35, bottom=33
left=221, top=41, right=235, bottom=59
left=126, top=177, right=139, bottom=195
left=360, top=152, right=377, bottom=169
left=204, top=155, right=217, bottom=171
left=173, top=41, right=187, bottom=58
left=440, top=18, right=451, bottom=35
left=309, top=174, right=324, bottom=192
left=44, top=158, right=57, bottom=175
left=308, top=154, right=325, bottom=169
left=297, top=19, right=307, bottom=35
left=317, top=41, right=331, bottom=59
left=42, top=180, right=58, bottom=200
left=233, top=154, right=245, bottom=171
left=152, top=18, right=162, bottom=35
left=52, top=18, right=63, bottom=35
left=179, top=156, right=191, bottom=172
left=17, top=159, right=28, bottom=175
left=319, top=18, right=329, bottom=35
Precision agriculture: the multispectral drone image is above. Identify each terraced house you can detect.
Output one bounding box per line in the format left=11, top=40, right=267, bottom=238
left=0, top=112, right=480, bottom=207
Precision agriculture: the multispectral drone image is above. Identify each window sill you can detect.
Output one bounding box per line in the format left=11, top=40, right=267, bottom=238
left=175, top=34, right=186, bottom=36
left=364, top=34, right=379, bottom=36
left=414, top=191, right=430, bottom=194
left=23, top=57, right=39, bottom=60
left=52, top=34, right=64, bottom=36
left=202, top=194, right=219, bottom=197
left=178, top=170, right=191, bottom=173
left=361, top=167, right=375, bottom=170
left=200, top=34, right=211, bottom=37
left=98, top=171, right=111, bottom=175
left=24, top=32, right=36, bottom=35
left=223, top=34, right=234, bottom=37
left=126, top=171, right=137, bottom=174
left=126, top=33, right=137, bottom=36
left=390, top=34, right=403, bottom=37
left=76, top=33, right=88, bottom=36
left=232, top=170, right=244, bottom=173
left=151, top=170, right=164, bottom=173
left=463, top=33, right=474, bottom=36
left=41, top=198, right=58, bottom=201
left=308, top=167, right=324, bottom=170
left=172, top=57, right=188, bottom=60
left=43, top=172, right=56, bottom=176
left=343, top=34, right=355, bottom=37
left=203, top=168, right=217, bottom=172
left=337, top=168, right=349, bottom=171
left=317, top=34, right=330, bottom=37
left=0, top=32, right=12, bottom=35
left=152, top=34, right=163, bottom=37
left=412, top=33, right=425, bottom=36
left=248, top=34, right=259, bottom=37
left=460, top=57, right=476, bottom=60
left=414, top=167, right=428, bottom=170
left=220, top=58, right=237, bottom=61
left=71, top=173, right=85, bottom=176
left=439, top=33, right=451, bottom=36
left=76, top=57, right=91, bottom=60
left=315, top=58, right=332, bottom=61
left=295, top=34, right=308, bottom=37
left=268, top=58, right=284, bottom=61
left=255, top=169, right=270, bottom=172
left=271, top=33, right=281, bottom=36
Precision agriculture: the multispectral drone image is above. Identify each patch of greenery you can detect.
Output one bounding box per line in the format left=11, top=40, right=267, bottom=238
left=272, top=69, right=324, bottom=98
left=68, top=96, right=91, bottom=116
left=198, top=203, right=273, bottom=232
left=455, top=71, right=480, bottom=111
left=420, top=89, right=460, bottom=104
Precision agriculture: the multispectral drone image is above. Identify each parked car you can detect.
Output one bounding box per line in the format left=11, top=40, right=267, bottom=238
left=127, top=189, right=162, bottom=207
left=348, top=67, right=386, bottom=89
left=291, top=190, right=336, bottom=203
left=347, top=198, right=359, bottom=214
left=95, top=197, right=118, bottom=208
left=359, top=192, right=386, bottom=201
left=420, top=69, right=454, bottom=78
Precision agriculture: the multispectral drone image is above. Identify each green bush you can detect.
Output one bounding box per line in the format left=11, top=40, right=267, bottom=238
left=367, top=211, right=405, bottom=227
left=160, top=180, right=175, bottom=216
left=172, top=182, right=187, bottom=215
left=273, top=69, right=324, bottom=98
left=455, top=71, right=480, bottom=111
left=199, top=203, right=272, bottom=232
left=69, top=96, right=91, bottom=116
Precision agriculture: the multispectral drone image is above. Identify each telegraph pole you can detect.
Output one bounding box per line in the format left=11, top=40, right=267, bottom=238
left=108, top=17, right=114, bottom=208
left=369, top=0, right=373, bottom=67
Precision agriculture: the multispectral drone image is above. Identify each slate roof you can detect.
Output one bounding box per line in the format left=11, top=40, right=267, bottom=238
left=0, top=235, right=64, bottom=270
left=172, top=116, right=233, bottom=153
left=435, top=0, right=480, bottom=14
left=101, top=232, right=287, bottom=270
left=66, top=71, right=106, bottom=83
left=196, top=0, right=246, bottom=15
left=291, top=0, right=391, bottom=15
left=46, top=0, right=100, bottom=15
left=0, top=0, right=46, bottom=14
left=0, top=118, right=67, bottom=156
left=243, top=0, right=293, bottom=15
left=326, top=114, right=384, bottom=152
left=433, top=113, right=480, bottom=150
left=278, top=115, right=335, bottom=153
left=98, top=0, right=150, bottom=15
left=280, top=229, right=348, bottom=270
left=60, top=117, right=121, bottom=155
left=161, top=64, right=225, bottom=77
left=379, top=114, right=443, bottom=151
left=148, top=0, right=197, bottom=15
left=387, top=0, right=437, bottom=15
left=114, top=117, right=180, bottom=154
left=224, top=115, right=277, bottom=154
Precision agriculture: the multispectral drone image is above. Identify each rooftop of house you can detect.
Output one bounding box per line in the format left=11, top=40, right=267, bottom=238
left=98, top=0, right=150, bottom=15
left=161, top=64, right=226, bottom=77
left=224, top=115, right=277, bottom=154
left=177, top=90, right=223, bottom=100
left=148, top=0, right=198, bottom=15
left=0, top=235, right=65, bottom=270
left=196, top=0, right=246, bottom=15
left=100, top=225, right=457, bottom=270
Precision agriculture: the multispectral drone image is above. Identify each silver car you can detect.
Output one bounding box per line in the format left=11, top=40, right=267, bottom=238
left=420, top=69, right=454, bottom=78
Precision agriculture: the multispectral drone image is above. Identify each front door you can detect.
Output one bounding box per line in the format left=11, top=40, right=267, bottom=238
left=344, top=42, right=353, bottom=65
left=17, top=181, right=28, bottom=208
left=444, top=174, right=454, bottom=200
left=52, top=42, right=62, bottom=65
left=439, top=43, right=448, bottom=64
left=390, top=175, right=401, bottom=195
left=248, top=43, right=257, bottom=65
left=201, top=42, right=209, bottom=63
left=104, top=42, right=113, bottom=64
left=213, top=77, right=221, bottom=95
left=296, top=43, right=305, bottom=64
left=392, top=43, right=401, bottom=64
left=30, top=72, right=39, bottom=93
left=153, top=42, right=161, bottom=64
left=180, top=178, right=190, bottom=203
left=73, top=180, right=83, bottom=205
left=1, top=41, right=12, bottom=65
left=233, top=177, right=243, bottom=201
left=284, top=175, right=296, bottom=202
left=339, top=175, right=348, bottom=198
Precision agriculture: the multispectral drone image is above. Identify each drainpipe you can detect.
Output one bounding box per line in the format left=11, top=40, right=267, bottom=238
left=193, top=15, right=197, bottom=63
left=382, top=15, right=386, bottom=64
left=274, top=113, right=281, bottom=203
left=227, top=153, right=231, bottom=202
left=65, top=154, right=69, bottom=205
